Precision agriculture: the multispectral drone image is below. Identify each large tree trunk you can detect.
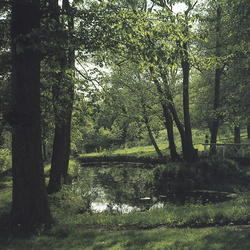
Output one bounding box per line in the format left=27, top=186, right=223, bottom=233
left=10, top=0, right=52, bottom=235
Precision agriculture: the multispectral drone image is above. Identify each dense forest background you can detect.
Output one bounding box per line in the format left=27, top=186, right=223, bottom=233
left=0, top=0, right=249, bottom=235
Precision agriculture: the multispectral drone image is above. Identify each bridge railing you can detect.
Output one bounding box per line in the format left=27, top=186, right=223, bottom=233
left=202, top=143, right=250, bottom=157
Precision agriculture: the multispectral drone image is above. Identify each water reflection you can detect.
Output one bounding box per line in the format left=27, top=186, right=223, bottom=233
left=78, top=164, right=234, bottom=214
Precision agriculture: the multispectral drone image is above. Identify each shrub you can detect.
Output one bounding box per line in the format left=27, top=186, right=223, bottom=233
left=193, top=157, right=243, bottom=187
left=148, top=157, right=245, bottom=193
left=148, top=163, right=196, bottom=192
left=49, top=184, right=93, bottom=215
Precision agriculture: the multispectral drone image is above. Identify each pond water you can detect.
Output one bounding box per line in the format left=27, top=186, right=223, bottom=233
left=75, top=163, right=234, bottom=214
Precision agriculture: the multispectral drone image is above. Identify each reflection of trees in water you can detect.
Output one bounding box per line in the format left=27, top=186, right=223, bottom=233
left=79, top=165, right=152, bottom=209
left=78, top=165, right=234, bottom=213
left=95, top=166, right=152, bottom=208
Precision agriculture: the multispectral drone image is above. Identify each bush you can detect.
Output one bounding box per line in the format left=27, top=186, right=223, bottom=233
left=149, top=163, right=196, bottom=192
left=49, top=184, right=93, bottom=215
left=83, top=125, right=125, bottom=153
left=0, top=148, right=11, bottom=173
left=148, top=157, right=245, bottom=193
left=193, top=157, right=243, bottom=187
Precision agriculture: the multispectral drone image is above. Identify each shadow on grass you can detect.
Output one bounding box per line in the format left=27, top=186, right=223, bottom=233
left=1, top=227, right=250, bottom=249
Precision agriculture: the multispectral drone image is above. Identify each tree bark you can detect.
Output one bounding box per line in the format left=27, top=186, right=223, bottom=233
left=47, top=76, right=74, bottom=193
left=162, top=104, right=180, bottom=161
left=234, top=125, right=241, bottom=143
left=47, top=0, right=74, bottom=194
left=247, top=123, right=250, bottom=140
left=10, top=0, right=52, bottom=235
left=144, top=115, right=164, bottom=160
left=42, top=142, right=47, bottom=162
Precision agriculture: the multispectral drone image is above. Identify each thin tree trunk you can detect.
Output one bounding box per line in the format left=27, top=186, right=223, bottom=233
left=42, top=142, right=47, bottom=162
left=181, top=42, right=197, bottom=161
left=234, top=125, right=240, bottom=143
left=140, top=96, right=164, bottom=160
left=10, top=0, right=52, bottom=234
left=210, top=6, right=222, bottom=154
left=149, top=67, right=179, bottom=161
left=210, top=67, right=221, bottom=148
left=144, top=115, right=164, bottom=160
left=247, top=123, right=250, bottom=140
left=162, top=104, right=180, bottom=161
left=0, top=124, right=4, bottom=147
left=234, top=125, right=241, bottom=153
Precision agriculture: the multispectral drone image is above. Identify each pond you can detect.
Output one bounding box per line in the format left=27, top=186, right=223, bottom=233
left=74, top=163, right=234, bottom=214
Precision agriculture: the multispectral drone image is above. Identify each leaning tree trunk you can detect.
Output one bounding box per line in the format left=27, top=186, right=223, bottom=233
left=149, top=67, right=179, bottom=161
left=47, top=75, right=74, bottom=193
left=47, top=0, right=75, bottom=194
left=144, top=116, right=164, bottom=160
left=162, top=103, right=180, bottom=161
left=10, top=0, right=52, bottom=235
left=159, top=73, right=188, bottom=160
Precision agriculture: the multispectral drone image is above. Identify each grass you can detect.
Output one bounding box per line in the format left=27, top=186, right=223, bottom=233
left=0, top=226, right=250, bottom=249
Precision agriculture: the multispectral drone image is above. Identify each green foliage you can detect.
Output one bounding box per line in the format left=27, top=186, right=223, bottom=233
left=193, top=157, right=244, bottom=187
left=83, top=125, right=124, bottom=153
left=49, top=183, right=92, bottom=216
left=149, top=158, right=247, bottom=192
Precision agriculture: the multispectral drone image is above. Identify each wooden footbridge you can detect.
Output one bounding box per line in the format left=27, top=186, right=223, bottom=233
left=202, top=143, right=250, bottom=157
left=202, top=143, right=250, bottom=165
